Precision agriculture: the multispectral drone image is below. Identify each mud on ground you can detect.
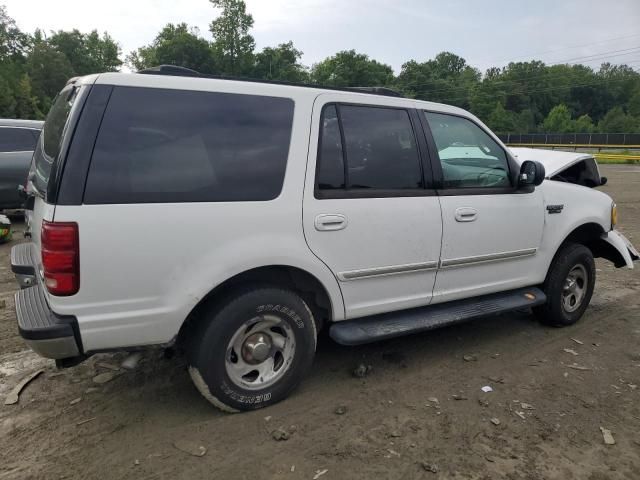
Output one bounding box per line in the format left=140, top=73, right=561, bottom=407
left=1, top=165, right=639, bottom=480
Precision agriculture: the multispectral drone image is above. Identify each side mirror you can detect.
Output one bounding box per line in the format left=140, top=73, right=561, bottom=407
left=600, top=176, right=608, bottom=186
left=518, top=160, right=546, bottom=188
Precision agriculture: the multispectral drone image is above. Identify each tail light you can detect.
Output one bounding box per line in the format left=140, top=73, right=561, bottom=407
left=41, top=220, right=79, bottom=296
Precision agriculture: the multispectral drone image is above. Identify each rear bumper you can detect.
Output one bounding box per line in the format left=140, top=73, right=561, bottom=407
left=11, top=242, right=83, bottom=360
left=15, top=283, right=82, bottom=359
left=10, top=242, right=37, bottom=288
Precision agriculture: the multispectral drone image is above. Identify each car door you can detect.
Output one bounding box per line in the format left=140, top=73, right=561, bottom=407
left=421, top=110, right=544, bottom=303
left=303, top=94, right=443, bottom=319
left=0, top=127, right=38, bottom=208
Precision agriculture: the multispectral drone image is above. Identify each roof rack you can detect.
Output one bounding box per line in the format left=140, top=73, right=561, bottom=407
left=137, top=65, right=405, bottom=98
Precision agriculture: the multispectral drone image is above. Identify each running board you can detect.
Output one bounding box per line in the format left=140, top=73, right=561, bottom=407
left=330, top=287, right=546, bottom=346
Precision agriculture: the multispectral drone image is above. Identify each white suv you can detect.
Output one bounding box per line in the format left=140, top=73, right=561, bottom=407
left=11, top=66, right=638, bottom=412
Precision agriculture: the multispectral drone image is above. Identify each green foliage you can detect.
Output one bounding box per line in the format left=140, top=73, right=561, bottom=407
left=209, top=0, right=255, bottom=75
left=310, top=50, right=393, bottom=87
left=396, top=52, right=480, bottom=109
left=50, top=29, right=121, bottom=75
left=253, top=41, right=308, bottom=82
left=597, top=107, right=639, bottom=133
left=543, top=104, right=573, bottom=133
left=127, top=23, right=216, bottom=73
left=574, top=114, right=594, bottom=133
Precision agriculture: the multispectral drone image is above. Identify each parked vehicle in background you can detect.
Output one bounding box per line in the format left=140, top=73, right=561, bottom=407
left=10, top=67, right=639, bottom=412
left=0, top=119, right=43, bottom=211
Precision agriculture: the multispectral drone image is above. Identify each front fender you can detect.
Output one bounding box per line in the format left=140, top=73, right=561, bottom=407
left=602, top=230, right=639, bottom=269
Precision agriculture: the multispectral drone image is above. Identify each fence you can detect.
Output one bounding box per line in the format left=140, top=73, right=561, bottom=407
left=498, top=133, right=640, bottom=147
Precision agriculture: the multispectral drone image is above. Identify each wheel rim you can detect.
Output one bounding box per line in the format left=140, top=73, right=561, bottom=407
left=225, top=314, right=296, bottom=390
left=562, top=264, right=588, bottom=313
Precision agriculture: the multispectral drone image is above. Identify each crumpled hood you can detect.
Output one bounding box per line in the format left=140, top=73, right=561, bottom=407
left=509, top=147, right=595, bottom=177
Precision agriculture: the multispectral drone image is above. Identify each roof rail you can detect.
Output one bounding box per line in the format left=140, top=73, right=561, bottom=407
left=137, top=65, right=405, bottom=98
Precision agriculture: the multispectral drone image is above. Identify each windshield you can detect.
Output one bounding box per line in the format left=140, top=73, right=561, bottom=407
left=31, top=85, right=79, bottom=198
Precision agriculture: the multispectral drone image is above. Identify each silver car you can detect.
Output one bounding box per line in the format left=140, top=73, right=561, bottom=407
left=0, top=119, right=43, bottom=210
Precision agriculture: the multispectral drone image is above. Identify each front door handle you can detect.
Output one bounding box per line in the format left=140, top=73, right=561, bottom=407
left=315, top=214, right=348, bottom=231
left=455, top=207, right=478, bottom=222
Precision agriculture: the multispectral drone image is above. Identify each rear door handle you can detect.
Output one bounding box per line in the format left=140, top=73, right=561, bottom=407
left=455, top=207, right=478, bottom=222
left=315, top=214, right=347, bottom=231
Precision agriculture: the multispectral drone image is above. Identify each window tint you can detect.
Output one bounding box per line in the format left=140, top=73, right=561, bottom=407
left=425, top=112, right=510, bottom=189
left=316, top=105, right=345, bottom=190
left=85, top=87, right=294, bottom=204
left=0, top=128, right=38, bottom=152
left=341, top=106, right=422, bottom=190
left=32, top=85, right=78, bottom=195
left=316, top=104, right=422, bottom=193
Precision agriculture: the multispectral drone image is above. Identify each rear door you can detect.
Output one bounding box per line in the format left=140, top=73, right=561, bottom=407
left=303, top=94, right=443, bottom=319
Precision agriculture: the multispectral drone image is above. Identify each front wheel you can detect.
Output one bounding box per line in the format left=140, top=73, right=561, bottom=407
left=188, top=287, right=317, bottom=412
left=534, top=243, right=595, bottom=327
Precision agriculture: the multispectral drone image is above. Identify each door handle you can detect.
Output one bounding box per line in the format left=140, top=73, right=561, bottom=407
left=315, top=214, right=347, bottom=231
left=455, top=207, right=478, bottom=222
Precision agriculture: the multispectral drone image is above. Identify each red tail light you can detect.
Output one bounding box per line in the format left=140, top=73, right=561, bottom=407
left=41, top=220, right=79, bottom=296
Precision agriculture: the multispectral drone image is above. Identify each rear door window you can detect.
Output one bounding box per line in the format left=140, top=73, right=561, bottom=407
left=32, top=85, right=79, bottom=196
left=84, top=87, right=295, bottom=204
left=0, top=128, right=38, bottom=152
left=315, top=104, right=423, bottom=195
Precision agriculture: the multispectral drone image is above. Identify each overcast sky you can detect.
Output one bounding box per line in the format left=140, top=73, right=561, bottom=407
left=4, top=0, right=640, bottom=73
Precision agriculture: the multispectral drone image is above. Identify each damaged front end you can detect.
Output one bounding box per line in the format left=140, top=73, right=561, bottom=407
left=510, top=147, right=606, bottom=188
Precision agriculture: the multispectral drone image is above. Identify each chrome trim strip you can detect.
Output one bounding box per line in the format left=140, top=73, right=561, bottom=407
left=338, top=261, right=439, bottom=281
left=440, top=248, right=537, bottom=268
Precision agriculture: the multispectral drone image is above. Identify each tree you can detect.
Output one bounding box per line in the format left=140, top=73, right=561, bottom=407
left=396, top=52, right=480, bottom=109
left=310, top=50, right=393, bottom=87
left=13, top=73, right=42, bottom=118
left=542, top=104, right=574, bottom=133
left=127, top=23, right=216, bottom=73
left=597, top=107, right=638, bottom=133
left=209, top=0, right=254, bottom=75
left=26, top=32, right=74, bottom=112
left=574, top=114, right=594, bottom=133
left=50, top=29, right=122, bottom=75
left=253, top=41, right=308, bottom=82
left=487, top=102, right=517, bottom=133
left=0, top=5, right=29, bottom=60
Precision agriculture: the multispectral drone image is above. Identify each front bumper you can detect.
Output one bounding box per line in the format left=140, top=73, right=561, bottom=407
left=11, top=242, right=83, bottom=360
left=603, top=230, right=639, bottom=268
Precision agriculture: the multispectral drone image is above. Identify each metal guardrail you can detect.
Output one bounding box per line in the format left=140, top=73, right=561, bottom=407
left=498, top=133, right=640, bottom=146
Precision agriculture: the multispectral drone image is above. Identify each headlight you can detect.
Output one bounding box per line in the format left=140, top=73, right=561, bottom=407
left=611, top=202, right=618, bottom=230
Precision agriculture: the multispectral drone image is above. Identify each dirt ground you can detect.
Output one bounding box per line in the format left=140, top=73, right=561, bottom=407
left=1, top=165, right=639, bottom=480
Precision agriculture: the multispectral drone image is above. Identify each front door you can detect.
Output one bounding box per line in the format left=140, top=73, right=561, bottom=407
left=303, top=95, right=443, bottom=319
left=422, top=111, right=545, bottom=303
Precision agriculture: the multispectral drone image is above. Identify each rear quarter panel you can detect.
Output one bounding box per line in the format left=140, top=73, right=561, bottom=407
left=0, top=151, right=32, bottom=207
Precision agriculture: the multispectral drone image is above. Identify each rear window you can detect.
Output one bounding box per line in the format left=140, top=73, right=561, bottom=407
left=84, top=87, right=295, bottom=204
left=32, top=85, right=78, bottom=196
left=0, top=127, right=38, bottom=152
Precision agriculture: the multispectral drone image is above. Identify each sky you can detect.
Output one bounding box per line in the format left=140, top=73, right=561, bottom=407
left=4, top=0, right=640, bottom=74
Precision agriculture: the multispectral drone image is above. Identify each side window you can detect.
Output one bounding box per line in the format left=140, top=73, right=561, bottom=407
left=0, top=128, right=38, bottom=152
left=85, top=87, right=294, bottom=204
left=424, top=112, right=510, bottom=189
left=316, top=104, right=422, bottom=194
left=317, top=105, right=345, bottom=190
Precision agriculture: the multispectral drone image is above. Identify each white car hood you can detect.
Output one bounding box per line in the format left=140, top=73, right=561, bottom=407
left=509, top=147, right=594, bottom=177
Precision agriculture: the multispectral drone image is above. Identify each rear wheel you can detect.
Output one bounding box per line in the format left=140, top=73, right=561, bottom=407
left=534, top=243, right=595, bottom=327
left=188, top=287, right=317, bottom=412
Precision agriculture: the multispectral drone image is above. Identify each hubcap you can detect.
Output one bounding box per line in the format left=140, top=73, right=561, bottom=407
left=225, top=314, right=296, bottom=390
left=562, top=264, right=588, bottom=313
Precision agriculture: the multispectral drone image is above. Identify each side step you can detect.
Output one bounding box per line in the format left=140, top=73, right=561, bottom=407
left=330, top=287, right=546, bottom=346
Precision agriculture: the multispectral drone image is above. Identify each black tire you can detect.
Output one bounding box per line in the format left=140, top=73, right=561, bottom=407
left=533, top=243, right=595, bottom=327
left=188, top=287, right=317, bottom=412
